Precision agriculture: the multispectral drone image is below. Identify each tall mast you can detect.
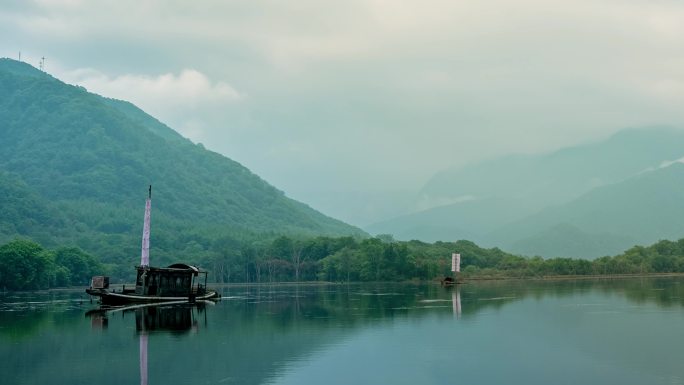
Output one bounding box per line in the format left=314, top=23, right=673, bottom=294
left=140, top=186, right=151, bottom=267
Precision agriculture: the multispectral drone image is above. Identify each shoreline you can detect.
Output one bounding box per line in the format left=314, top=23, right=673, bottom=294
left=460, top=272, right=684, bottom=282
left=5, top=272, right=684, bottom=294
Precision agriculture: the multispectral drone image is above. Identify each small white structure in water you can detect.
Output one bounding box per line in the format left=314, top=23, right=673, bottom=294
left=451, top=253, right=461, bottom=273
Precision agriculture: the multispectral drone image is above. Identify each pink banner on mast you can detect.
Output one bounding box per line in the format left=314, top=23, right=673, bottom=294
left=140, top=198, right=151, bottom=267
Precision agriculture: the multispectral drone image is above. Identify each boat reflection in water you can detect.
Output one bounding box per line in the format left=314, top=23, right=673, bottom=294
left=86, top=300, right=213, bottom=333
left=86, top=301, right=214, bottom=385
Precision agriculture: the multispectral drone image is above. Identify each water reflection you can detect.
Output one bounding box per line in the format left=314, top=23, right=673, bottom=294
left=140, top=333, right=148, bottom=385
left=85, top=301, right=210, bottom=334
left=3, top=278, right=684, bottom=385
left=85, top=302, right=212, bottom=385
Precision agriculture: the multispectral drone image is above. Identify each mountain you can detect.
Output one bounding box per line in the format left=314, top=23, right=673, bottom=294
left=367, top=126, right=684, bottom=257
left=0, top=58, right=364, bottom=264
left=0, top=171, right=69, bottom=240
left=503, top=224, right=635, bottom=259
left=492, top=162, right=684, bottom=257
left=365, top=196, right=530, bottom=243
left=419, top=126, right=684, bottom=211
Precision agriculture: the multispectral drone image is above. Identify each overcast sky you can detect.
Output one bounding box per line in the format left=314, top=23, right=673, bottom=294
left=2, top=0, right=684, bottom=226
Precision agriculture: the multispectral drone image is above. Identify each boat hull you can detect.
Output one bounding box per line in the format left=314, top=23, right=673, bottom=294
left=86, top=288, right=220, bottom=306
left=441, top=277, right=464, bottom=286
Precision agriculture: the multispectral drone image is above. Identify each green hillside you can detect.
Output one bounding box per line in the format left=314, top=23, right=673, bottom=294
left=0, top=171, right=69, bottom=244
left=0, top=58, right=364, bottom=269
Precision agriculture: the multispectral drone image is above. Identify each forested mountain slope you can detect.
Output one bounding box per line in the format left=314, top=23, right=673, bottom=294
left=0, top=58, right=364, bottom=267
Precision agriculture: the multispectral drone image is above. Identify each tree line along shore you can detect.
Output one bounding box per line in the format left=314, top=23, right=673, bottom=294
left=4, top=235, right=684, bottom=291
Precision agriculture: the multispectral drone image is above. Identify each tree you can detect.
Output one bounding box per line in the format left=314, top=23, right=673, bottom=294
left=359, top=238, right=384, bottom=281
left=290, top=240, right=304, bottom=282
left=53, top=246, right=103, bottom=285
left=209, top=235, right=242, bottom=283
left=0, top=239, right=55, bottom=290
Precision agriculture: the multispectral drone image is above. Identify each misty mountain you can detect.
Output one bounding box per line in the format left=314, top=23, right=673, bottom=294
left=493, top=162, right=684, bottom=257
left=367, top=126, right=684, bottom=257
left=365, top=196, right=529, bottom=244
left=420, top=126, right=684, bottom=211
left=0, top=58, right=363, bottom=262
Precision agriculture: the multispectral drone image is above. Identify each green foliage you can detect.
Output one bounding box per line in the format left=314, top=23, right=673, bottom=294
left=197, top=235, right=684, bottom=283
left=0, top=239, right=103, bottom=290
left=0, top=239, right=51, bottom=290
left=53, top=247, right=104, bottom=286
left=5, top=234, right=684, bottom=290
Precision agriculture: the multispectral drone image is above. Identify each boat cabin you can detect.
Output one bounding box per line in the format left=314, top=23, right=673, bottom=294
left=135, top=263, right=208, bottom=297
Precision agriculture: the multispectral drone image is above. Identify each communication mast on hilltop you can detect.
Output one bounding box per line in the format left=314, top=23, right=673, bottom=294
left=39, top=56, right=45, bottom=71
left=18, top=51, right=21, bottom=61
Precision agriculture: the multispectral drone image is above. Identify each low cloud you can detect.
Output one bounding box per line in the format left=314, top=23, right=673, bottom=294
left=58, top=68, right=242, bottom=142
left=61, top=68, right=241, bottom=107
left=658, top=157, right=684, bottom=169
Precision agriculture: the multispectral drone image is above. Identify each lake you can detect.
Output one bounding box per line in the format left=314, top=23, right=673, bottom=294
left=2, top=277, right=684, bottom=385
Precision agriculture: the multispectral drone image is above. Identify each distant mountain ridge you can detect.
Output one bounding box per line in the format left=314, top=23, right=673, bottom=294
left=493, top=162, right=684, bottom=257
left=367, top=126, right=684, bottom=258
left=420, top=126, right=684, bottom=210
left=0, top=58, right=364, bottom=263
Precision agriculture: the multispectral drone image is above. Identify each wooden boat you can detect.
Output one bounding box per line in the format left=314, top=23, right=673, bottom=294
left=86, top=186, right=220, bottom=305
left=86, top=263, right=219, bottom=305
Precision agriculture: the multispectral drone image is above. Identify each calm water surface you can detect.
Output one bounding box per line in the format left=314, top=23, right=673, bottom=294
left=2, top=278, right=684, bottom=385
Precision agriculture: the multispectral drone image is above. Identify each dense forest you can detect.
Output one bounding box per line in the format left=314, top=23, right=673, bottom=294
left=4, top=235, right=684, bottom=291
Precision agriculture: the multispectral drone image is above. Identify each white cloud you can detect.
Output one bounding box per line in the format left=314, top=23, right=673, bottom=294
left=659, top=157, right=684, bottom=169
left=61, top=68, right=240, bottom=107
left=58, top=68, right=242, bottom=142
left=638, top=156, right=684, bottom=175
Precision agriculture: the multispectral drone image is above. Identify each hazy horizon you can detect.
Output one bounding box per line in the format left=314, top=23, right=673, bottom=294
left=3, top=0, right=684, bottom=227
